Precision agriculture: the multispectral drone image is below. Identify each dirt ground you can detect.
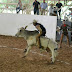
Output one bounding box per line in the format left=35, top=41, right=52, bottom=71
left=0, top=35, right=72, bottom=72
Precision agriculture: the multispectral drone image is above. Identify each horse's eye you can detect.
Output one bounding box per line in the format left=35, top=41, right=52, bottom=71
left=20, top=30, right=22, bottom=32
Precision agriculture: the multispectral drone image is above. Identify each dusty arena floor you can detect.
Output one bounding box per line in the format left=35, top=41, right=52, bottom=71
left=0, top=35, right=72, bottom=72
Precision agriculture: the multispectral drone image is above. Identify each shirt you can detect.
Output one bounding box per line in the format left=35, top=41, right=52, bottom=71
left=56, top=3, right=62, bottom=8
left=60, top=24, right=70, bottom=35
left=40, top=2, right=48, bottom=9
left=33, top=1, right=40, bottom=10
left=49, top=7, right=54, bottom=14
left=35, top=23, right=46, bottom=33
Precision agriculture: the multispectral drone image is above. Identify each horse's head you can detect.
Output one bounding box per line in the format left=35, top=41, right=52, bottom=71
left=15, top=26, right=28, bottom=37
left=15, top=27, right=25, bottom=37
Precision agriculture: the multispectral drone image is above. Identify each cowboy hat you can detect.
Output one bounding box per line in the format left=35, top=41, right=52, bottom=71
left=33, top=19, right=38, bottom=24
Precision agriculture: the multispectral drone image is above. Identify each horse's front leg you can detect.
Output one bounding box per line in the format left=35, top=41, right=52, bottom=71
left=51, top=50, right=55, bottom=63
left=23, top=46, right=32, bottom=57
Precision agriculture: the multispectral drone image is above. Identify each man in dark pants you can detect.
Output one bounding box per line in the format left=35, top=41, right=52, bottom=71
left=33, top=0, right=40, bottom=15
left=56, top=1, right=63, bottom=19
left=33, top=20, right=46, bottom=48
left=59, top=20, right=71, bottom=48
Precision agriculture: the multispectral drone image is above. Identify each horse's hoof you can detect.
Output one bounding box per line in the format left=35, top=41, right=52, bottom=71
left=24, top=49, right=27, bottom=53
left=51, top=58, right=54, bottom=64
left=46, top=48, right=50, bottom=52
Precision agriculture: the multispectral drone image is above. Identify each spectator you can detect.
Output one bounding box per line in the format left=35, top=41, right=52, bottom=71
left=53, top=7, right=57, bottom=16
left=64, top=13, right=68, bottom=21
left=59, top=20, right=71, bottom=48
left=49, top=3, right=54, bottom=16
left=16, top=0, right=22, bottom=14
left=40, top=0, right=48, bottom=15
left=33, top=0, right=40, bottom=15
left=67, top=8, right=72, bottom=18
left=56, top=1, right=63, bottom=19
left=49, top=4, right=57, bottom=16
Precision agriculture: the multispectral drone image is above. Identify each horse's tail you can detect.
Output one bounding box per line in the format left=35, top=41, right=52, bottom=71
left=54, top=48, right=58, bottom=57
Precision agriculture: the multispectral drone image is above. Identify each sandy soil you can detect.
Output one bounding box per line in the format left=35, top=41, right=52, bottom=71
left=0, top=35, right=72, bottom=72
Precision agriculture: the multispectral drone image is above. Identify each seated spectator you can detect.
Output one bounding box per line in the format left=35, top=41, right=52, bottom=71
left=49, top=4, right=57, bottom=16
left=67, top=8, right=72, bottom=18
left=40, top=0, right=48, bottom=15
left=53, top=7, right=57, bottom=16
left=49, top=3, right=54, bottom=16
left=16, top=0, right=22, bottom=14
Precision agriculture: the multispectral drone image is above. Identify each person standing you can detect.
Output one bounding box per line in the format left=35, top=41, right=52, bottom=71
left=16, top=0, right=22, bottom=14
left=56, top=1, right=63, bottom=19
left=33, top=0, right=40, bottom=15
left=59, top=20, right=71, bottom=48
left=40, top=0, right=48, bottom=15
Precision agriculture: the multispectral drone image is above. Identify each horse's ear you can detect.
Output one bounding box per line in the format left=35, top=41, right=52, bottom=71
left=25, top=26, right=28, bottom=29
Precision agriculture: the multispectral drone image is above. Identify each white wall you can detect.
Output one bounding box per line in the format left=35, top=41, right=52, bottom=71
left=0, top=13, right=57, bottom=41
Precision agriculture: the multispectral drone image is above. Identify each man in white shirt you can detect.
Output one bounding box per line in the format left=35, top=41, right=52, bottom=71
left=49, top=3, right=54, bottom=16
left=49, top=4, right=57, bottom=16
left=40, top=0, right=48, bottom=15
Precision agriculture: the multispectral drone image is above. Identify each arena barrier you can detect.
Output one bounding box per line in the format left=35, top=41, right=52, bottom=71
left=0, top=13, right=57, bottom=41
